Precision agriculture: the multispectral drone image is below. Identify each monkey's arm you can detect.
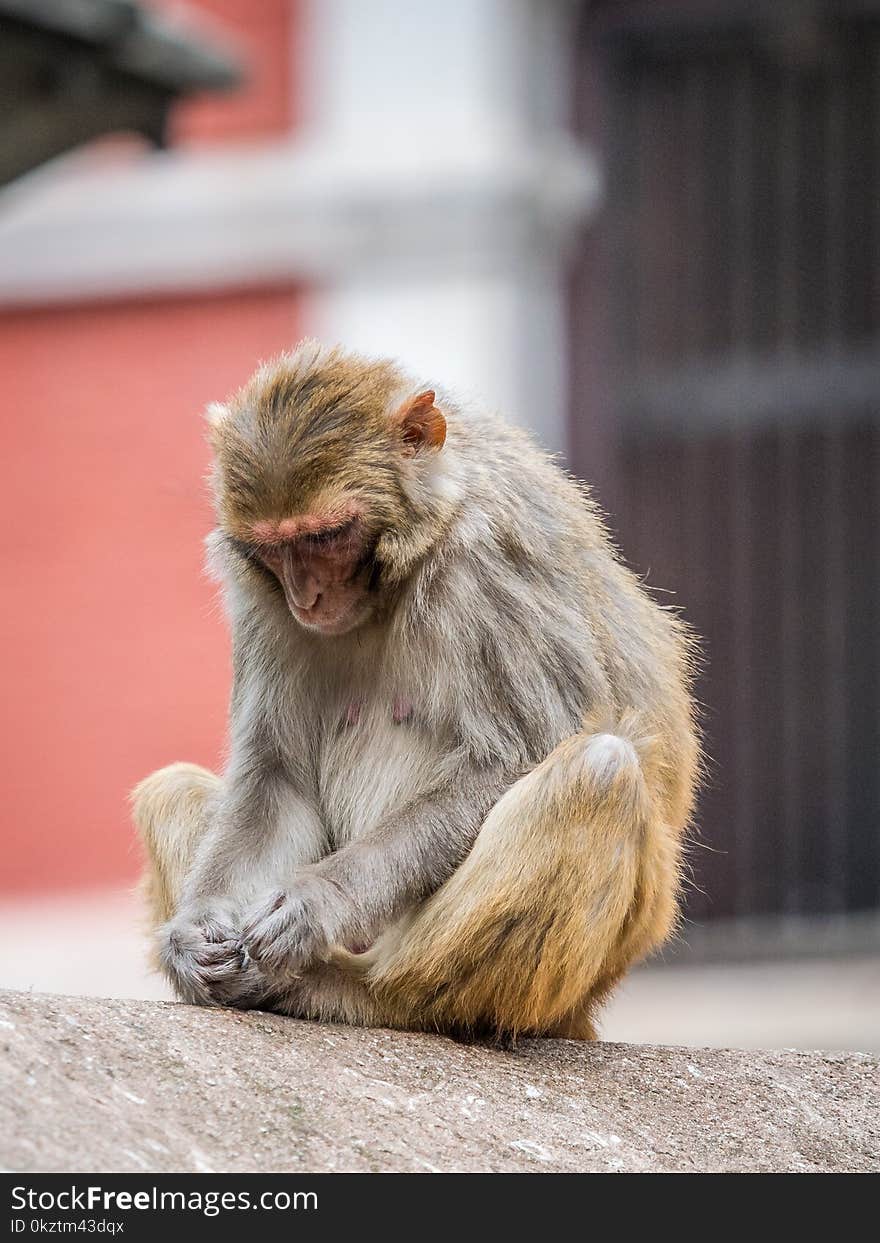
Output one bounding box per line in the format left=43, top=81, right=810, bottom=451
left=240, top=767, right=510, bottom=976
left=159, top=746, right=325, bottom=1006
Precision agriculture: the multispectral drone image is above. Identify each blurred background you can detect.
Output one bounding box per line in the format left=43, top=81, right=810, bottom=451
left=0, top=0, right=877, bottom=1053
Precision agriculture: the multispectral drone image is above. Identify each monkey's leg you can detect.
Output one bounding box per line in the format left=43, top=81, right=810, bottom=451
left=132, top=762, right=222, bottom=931
left=337, top=717, right=681, bottom=1039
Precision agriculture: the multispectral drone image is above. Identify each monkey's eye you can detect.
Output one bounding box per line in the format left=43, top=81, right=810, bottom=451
left=230, top=537, right=274, bottom=568
left=306, top=519, right=356, bottom=547
left=253, top=544, right=282, bottom=570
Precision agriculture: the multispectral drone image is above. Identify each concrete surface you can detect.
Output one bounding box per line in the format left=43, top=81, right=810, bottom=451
left=0, top=889, right=170, bottom=1004
left=1, top=989, right=877, bottom=1173
left=605, top=954, right=880, bottom=1052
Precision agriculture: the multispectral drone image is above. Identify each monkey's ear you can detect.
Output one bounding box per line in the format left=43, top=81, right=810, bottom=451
left=395, top=390, right=446, bottom=456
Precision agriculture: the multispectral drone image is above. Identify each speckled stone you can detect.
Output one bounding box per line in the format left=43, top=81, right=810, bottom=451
left=1, top=989, right=877, bottom=1173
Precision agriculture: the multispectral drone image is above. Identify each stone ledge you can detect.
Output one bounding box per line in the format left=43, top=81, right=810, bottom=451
left=1, top=989, right=877, bottom=1173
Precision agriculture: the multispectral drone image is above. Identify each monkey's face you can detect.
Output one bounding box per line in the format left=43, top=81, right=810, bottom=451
left=210, top=347, right=449, bottom=636
left=248, top=505, right=377, bottom=636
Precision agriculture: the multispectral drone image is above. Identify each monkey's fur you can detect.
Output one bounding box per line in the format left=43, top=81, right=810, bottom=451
left=133, top=341, right=700, bottom=1040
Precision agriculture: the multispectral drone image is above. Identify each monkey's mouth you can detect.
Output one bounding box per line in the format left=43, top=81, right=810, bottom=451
left=289, top=596, right=368, bottom=636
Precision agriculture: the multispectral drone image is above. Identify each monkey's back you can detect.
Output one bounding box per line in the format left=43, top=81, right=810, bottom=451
left=399, top=406, right=699, bottom=823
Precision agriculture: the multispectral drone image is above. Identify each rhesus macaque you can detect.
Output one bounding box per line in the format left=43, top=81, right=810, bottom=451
left=133, top=341, right=700, bottom=1040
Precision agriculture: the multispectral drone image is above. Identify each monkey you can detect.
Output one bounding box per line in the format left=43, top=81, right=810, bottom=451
left=132, top=340, right=700, bottom=1041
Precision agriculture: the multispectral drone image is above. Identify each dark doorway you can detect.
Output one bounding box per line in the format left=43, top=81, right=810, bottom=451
left=570, top=1, right=880, bottom=932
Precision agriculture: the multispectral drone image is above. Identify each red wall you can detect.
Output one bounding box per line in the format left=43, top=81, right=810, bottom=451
left=153, top=0, right=299, bottom=144
left=0, top=289, right=301, bottom=893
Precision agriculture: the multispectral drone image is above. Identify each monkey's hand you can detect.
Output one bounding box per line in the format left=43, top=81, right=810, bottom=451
left=240, top=874, right=357, bottom=976
left=158, top=907, right=270, bottom=1009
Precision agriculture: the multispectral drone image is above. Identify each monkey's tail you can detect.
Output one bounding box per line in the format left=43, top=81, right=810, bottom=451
left=331, top=711, right=681, bottom=1038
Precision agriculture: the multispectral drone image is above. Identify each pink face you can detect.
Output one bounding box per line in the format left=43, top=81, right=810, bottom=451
left=250, top=506, right=374, bottom=636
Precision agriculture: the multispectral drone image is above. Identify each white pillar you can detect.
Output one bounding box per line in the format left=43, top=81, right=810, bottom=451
left=298, top=0, right=599, bottom=453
